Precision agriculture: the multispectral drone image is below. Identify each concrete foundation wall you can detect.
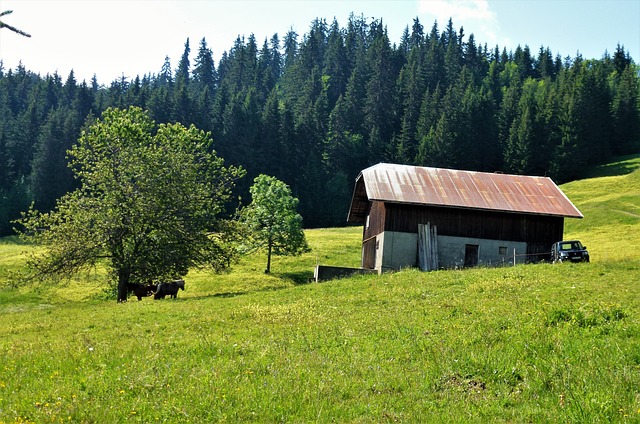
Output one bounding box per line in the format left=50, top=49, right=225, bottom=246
left=376, top=231, right=527, bottom=271
left=377, top=231, right=418, bottom=271
left=437, top=235, right=527, bottom=268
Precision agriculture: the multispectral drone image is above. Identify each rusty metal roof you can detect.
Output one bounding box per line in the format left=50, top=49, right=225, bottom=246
left=347, top=163, right=583, bottom=223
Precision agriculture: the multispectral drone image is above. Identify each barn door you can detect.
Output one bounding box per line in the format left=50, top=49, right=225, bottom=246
left=464, top=244, right=479, bottom=267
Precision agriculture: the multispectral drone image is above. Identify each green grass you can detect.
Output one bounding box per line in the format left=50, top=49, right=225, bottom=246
left=562, top=153, right=640, bottom=261
left=1, top=155, right=639, bottom=423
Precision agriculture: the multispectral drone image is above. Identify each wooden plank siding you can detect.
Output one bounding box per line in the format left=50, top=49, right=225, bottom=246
left=363, top=201, right=386, bottom=241
left=378, top=202, right=562, bottom=258
left=362, top=238, right=377, bottom=269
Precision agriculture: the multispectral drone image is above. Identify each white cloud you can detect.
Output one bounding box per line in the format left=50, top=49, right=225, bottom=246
left=417, top=0, right=506, bottom=47
left=418, top=0, right=493, bottom=21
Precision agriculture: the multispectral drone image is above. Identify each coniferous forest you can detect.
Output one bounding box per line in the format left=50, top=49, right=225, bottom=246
left=1, top=16, right=639, bottom=235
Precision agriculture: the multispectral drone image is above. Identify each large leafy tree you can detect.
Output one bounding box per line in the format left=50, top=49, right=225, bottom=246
left=240, top=174, right=309, bottom=274
left=18, top=107, right=245, bottom=302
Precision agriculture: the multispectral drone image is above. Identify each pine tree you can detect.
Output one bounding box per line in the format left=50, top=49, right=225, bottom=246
left=611, top=65, right=640, bottom=154
left=399, top=26, right=411, bottom=57
left=497, top=61, right=523, bottom=159
left=578, top=60, right=612, bottom=164
left=173, top=82, right=193, bottom=125
left=0, top=126, right=12, bottom=192
left=464, top=33, right=486, bottom=82
left=364, top=21, right=396, bottom=163
left=473, top=85, right=500, bottom=171
left=534, top=79, right=561, bottom=175
left=11, top=99, right=41, bottom=178
left=256, top=38, right=274, bottom=98
left=612, top=44, right=632, bottom=75
left=443, top=19, right=462, bottom=87
left=257, top=89, right=285, bottom=179
left=269, top=34, right=283, bottom=83
left=417, top=82, right=462, bottom=168
left=173, top=39, right=195, bottom=125
left=73, top=81, right=96, bottom=120
left=415, top=84, right=442, bottom=165
left=30, top=107, right=78, bottom=211
left=409, top=18, right=425, bottom=50
left=63, top=71, right=77, bottom=104
left=535, top=46, right=555, bottom=79
left=323, top=19, right=349, bottom=109
left=283, top=30, right=298, bottom=71
left=326, top=94, right=368, bottom=179
left=513, top=45, right=535, bottom=79
left=424, top=21, right=445, bottom=90
left=147, top=85, right=174, bottom=124
left=504, top=79, right=539, bottom=174
left=394, top=44, right=425, bottom=163
left=158, top=55, right=173, bottom=87
left=176, top=38, right=191, bottom=87
left=553, top=60, right=592, bottom=181
left=192, top=37, right=217, bottom=92
left=244, top=34, right=259, bottom=89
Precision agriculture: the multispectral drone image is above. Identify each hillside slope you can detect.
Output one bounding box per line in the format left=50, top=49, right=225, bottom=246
left=562, top=154, right=640, bottom=261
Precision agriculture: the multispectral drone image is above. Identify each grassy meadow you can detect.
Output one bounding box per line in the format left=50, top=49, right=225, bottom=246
left=0, top=155, right=639, bottom=423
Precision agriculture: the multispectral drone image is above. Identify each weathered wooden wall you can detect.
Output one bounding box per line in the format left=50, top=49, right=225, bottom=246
left=361, top=202, right=563, bottom=262
left=363, top=201, right=386, bottom=241
left=383, top=203, right=562, bottom=251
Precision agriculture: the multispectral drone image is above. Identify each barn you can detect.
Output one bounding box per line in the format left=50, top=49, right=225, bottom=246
left=347, top=163, right=583, bottom=272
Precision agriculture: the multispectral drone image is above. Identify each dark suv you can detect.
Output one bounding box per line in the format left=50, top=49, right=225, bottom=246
left=551, top=240, right=590, bottom=263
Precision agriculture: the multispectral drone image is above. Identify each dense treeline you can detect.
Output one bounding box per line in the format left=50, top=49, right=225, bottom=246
left=1, top=16, right=639, bottom=234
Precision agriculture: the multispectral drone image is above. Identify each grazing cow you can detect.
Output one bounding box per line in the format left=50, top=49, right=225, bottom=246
left=154, top=279, right=185, bottom=299
left=126, top=283, right=156, bottom=301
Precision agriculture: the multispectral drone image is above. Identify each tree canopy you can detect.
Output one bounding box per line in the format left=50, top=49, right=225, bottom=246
left=240, top=174, right=309, bottom=273
left=17, top=107, right=245, bottom=301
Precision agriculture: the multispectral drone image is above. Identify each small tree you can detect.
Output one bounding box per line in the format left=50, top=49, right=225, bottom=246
left=17, top=107, right=245, bottom=301
left=241, top=175, right=309, bottom=273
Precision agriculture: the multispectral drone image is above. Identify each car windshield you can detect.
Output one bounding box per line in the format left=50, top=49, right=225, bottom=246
left=559, top=241, right=583, bottom=251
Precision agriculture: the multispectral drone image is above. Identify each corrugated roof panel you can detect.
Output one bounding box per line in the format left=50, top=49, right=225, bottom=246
left=355, top=163, right=583, bottom=218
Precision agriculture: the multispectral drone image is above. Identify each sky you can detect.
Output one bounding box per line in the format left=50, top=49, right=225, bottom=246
left=1, top=0, right=639, bottom=84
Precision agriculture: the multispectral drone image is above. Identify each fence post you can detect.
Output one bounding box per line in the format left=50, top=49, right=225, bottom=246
left=513, top=248, right=516, bottom=266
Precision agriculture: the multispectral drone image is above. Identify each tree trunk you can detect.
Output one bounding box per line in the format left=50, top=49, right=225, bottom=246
left=117, top=268, right=130, bottom=302
left=266, top=240, right=272, bottom=274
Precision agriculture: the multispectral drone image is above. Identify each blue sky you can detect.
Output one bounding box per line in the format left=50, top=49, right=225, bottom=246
left=1, top=0, right=639, bottom=84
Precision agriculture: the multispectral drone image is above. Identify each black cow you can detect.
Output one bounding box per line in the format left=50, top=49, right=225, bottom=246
left=126, top=283, right=156, bottom=301
left=154, top=279, right=185, bottom=299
